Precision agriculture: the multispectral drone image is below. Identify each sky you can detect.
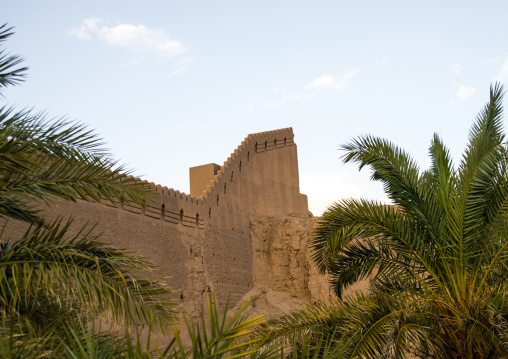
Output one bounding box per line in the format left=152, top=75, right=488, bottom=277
left=3, top=1, right=508, bottom=215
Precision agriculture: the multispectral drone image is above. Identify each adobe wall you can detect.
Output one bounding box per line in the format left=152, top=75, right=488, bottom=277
left=1, top=127, right=330, bottom=319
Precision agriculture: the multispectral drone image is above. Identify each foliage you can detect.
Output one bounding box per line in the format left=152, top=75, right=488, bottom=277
left=159, top=294, right=266, bottom=359
left=0, top=39, right=151, bottom=225
left=0, top=220, right=174, bottom=332
left=56, top=294, right=271, bottom=359
left=0, top=23, right=176, bottom=357
left=258, top=84, right=508, bottom=357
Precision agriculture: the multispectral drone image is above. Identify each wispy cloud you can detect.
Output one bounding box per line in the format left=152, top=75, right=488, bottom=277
left=305, top=68, right=358, bottom=91
left=257, top=67, right=357, bottom=111
left=168, top=57, right=194, bottom=77
left=455, top=85, right=476, bottom=101
left=451, top=63, right=462, bottom=74
left=67, top=18, right=186, bottom=58
left=265, top=89, right=317, bottom=108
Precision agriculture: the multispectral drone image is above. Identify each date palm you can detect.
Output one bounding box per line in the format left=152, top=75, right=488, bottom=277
left=258, top=84, right=508, bottom=358
left=0, top=23, right=174, bottom=346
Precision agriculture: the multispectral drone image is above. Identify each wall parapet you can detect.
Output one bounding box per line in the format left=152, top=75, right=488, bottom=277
left=100, top=127, right=296, bottom=228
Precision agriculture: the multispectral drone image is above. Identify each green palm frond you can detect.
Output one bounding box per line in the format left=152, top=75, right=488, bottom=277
left=297, top=83, right=508, bottom=357
left=341, top=135, right=439, bottom=229
left=59, top=319, right=129, bottom=359
left=160, top=294, right=265, bottom=359
left=0, top=106, right=107, bottom=158
left=0, top=105, right=152, bottom=225
left=0, top=23, right=177, bottom=357
left=257, top=290, right=445, bottom=359
left=428, top=133, right=456, bottom=217
left=0, top=24, right=27, bottom=92
left=0, top=219, right=175, bottom=332
left=458, top=84, right=505, bottom=243
left=312, top=198, right=443, bottom=297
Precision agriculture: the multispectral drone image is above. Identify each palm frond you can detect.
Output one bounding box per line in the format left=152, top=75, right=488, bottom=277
left=458, top=83, right=505, bottom=244
left=340, top=135, right=439, bottom=228
left=0, top=219, right=175, bottom=332
left=0, top=106, right=152, bottom=224
left=161, top=293, right=265, bottom=359
left=299, top=84, right=508, bottom=357
left=0, top=24, right=27, bottom=92
left=312, top=198, right=443, bottom=296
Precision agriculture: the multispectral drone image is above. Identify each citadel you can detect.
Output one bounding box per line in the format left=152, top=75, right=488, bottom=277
left=6, top=128, right=341, bottom=316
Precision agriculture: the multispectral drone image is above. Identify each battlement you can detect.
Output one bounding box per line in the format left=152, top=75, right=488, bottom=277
left=104, top=127, right=305, bottom=229
left=1, top=127, right=312, bottom=316
left=201, top=127, right=294, bottom=201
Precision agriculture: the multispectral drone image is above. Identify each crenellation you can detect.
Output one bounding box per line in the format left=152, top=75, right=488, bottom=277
left=0, top=127, right=319, bottom=316
left=68, top=128, right=300, bottom=231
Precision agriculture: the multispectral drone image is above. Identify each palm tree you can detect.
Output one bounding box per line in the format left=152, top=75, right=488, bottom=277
left=0, top=23, right=175, bottom=353
left=257, top=84, right=508, bottom=358
left=0, top=23, right=286, bottom=359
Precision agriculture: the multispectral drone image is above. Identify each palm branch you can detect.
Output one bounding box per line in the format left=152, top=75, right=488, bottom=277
left=0, top=219, right=175, bottom=332
left=0, top=24, right=27, bottom=92
left=299, top=83, right=508, bottom=357
left=0, top=106, right=152, bottom=225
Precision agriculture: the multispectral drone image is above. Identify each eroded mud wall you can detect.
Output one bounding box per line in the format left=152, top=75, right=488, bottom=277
left=1, top=128, right=329, bottom=319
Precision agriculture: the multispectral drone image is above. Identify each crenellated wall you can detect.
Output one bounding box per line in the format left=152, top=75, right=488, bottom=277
left=95, top=127, right=307, bottom=232
left=1, top=127, right=324, bottom=319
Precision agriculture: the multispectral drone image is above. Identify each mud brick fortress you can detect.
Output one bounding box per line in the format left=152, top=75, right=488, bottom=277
left=4, top=128, right=335, bottom=316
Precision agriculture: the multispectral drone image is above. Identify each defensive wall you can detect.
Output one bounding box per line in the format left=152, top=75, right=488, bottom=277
left=2, top=127, right=331, bottom=317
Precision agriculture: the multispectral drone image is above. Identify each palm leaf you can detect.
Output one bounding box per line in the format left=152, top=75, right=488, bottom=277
left=0, top=24, right=27, bottom=92
left=0, top=219, right=175, bottom=332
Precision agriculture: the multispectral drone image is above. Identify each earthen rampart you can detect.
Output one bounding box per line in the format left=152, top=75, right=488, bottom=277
left=103, top=127, right=302, bottom=231
left=1, top=127, right=327, bottom=320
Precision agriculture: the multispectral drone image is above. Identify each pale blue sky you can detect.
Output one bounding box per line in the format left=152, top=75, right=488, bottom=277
left=4, top=1, right=508, bottom=214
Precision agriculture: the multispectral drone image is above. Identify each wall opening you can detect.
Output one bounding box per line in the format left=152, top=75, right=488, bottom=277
left=224, top=182, right=227, bottom=194
left=274, top=139, right=277, bottom=148
left=255, top=142, right=258, bottom=152
left=179, top=209, right=184, bottom=224
left=284, top=137, right=287, bottom=146
left=196, top=213, right=199, bottom=227
left=264, top=141, right=267, bottom=150
left=161, top=203, right=165, bottom=220
left=247, top=152, right=250, bottom=161
left=239, top=161, right=242, bottom=172
left=209, top=207, right=211, bottom=219
left=231, top=171, right=233, bottom=182
left=217, top=194, right=219, bottom=206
